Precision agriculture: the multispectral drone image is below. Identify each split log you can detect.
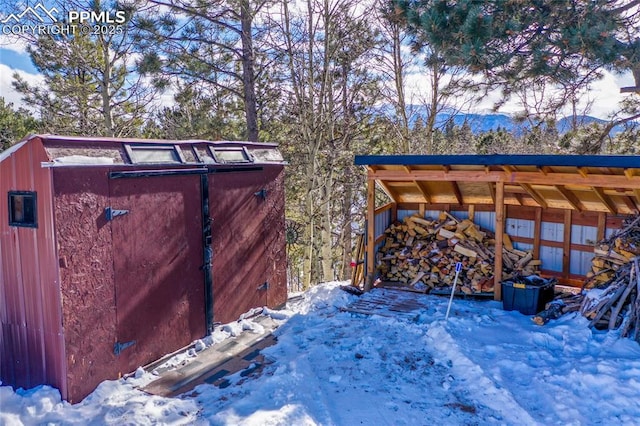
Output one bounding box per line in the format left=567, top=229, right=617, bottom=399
left=375, top=212, right=540, bottom=294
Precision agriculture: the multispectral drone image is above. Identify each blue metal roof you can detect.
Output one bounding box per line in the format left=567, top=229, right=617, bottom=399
left=354, top=154, right=640, bottom=168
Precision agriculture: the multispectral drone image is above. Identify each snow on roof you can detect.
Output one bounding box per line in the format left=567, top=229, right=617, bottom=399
left=51, top=155, right=116, bottom=165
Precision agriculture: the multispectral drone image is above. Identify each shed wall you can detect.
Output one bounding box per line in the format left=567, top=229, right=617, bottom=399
left=210, top=165, right=287, bottom=324
left=0, top=138, right=66, bottom=396
left=52, top=167, right=117, bottom=402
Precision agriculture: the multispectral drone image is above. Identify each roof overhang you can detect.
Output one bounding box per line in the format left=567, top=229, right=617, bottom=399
left=355, top=154, right=640, bottom=214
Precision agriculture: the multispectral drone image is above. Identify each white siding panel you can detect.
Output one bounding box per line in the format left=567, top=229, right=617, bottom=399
left=515, top=242, right=534, bottom=252
left=450, top=211, right=469, bottom=221
left=474, top=211, right=495, bottom=233
left=571, top=250, right=594, bottom=275
left=540, top=246, right=563, bottom=272
left=397, top=210, right=418, bottom=222
left=541, top=222, right=564, bottom=242
left=505, top=219, right=534, bottom=238
left=375, top=208, right=391, bottom=240
left=571, top=225, right=597, bottom=246
left=425, top=210, right=440, bottom=221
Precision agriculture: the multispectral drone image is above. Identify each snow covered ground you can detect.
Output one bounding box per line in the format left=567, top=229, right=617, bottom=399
left=3, top=281, right=640, bottom=425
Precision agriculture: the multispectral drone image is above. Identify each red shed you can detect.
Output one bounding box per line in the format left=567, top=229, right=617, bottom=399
left=0, top=134, right=287, bottom=402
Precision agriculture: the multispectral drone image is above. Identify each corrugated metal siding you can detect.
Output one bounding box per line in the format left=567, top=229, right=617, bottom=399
left=571, top=250, right=594, bottom=275
left=397, top=209, right=418, bottom=222
left=474, top=211, right=496, bottom=232
left=541, top=222, right=564, bottom=242
left=0, top=137, right=65, bottom=397
left=375, top=208, right=391, bottom=239
left=571, top=224, right=597, bottom=245
left=449, top=211, right=469, bottom=221
left=505, top=218, right=534, bottom=251
left=570, top=224, right=597, bottom=275
left=540, top=246, right=563, bottom=272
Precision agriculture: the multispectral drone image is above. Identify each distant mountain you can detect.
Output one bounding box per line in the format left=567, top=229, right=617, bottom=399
left=431, top=111, right=630, bottom=135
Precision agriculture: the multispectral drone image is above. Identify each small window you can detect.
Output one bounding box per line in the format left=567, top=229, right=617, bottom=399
left=211, top=147, right=253, bottom=164
left=8, top=191, right=37, bottom=228
left=125, top=145, right=184, bottom=164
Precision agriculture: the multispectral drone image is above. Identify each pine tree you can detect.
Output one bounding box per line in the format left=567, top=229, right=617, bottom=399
left=0, top=98, right=39, bottom=152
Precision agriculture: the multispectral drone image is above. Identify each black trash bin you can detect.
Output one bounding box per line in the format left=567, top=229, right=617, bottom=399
left=502, top=276, right=555, bottom=315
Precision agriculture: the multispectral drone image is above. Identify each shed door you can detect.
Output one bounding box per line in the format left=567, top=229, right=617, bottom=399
left=109, top=174, right=205, bottom=371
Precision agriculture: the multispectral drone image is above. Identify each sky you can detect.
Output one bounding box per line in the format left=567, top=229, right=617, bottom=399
left=0, top=21, right=636, bottom=121
left=3, top=280, right=640, bottom=425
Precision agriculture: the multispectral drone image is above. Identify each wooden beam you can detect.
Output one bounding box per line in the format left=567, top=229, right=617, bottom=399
left=520, top=183, right=548, bottom=208
left=538, top=166, right=552, bottom=175
left=365, top=178, right=376, bottom=291
left=414, top=181, right=432, bottom=203
left=376, top=180, right=398, bottom=203
left=369, top=169, right=640, bottom=189
left=593, top=186, right=617, bottom=214
left=405, top=166, right=432, bottom=203
left=450, top=181, right=463, bottom=205
left=634, top=189, right=640, bottom=206
left=578, top=167, right=589, bottom=178
left=502, top=165, right=515, bottom=174
left=468, top=204, right=475, bottom=221
left=622, top=196, right=639, bottom=214
left=556, top=185, right=583, bottom=212
left=625, top=168, right=636, bottom=179
left=488, top=182, right=496, bottom=203
left=513, top=193, right=524, bottom=206
left=533, top=207, right=542, bottom=260
left=494, top=181, right=505, bottom=301
left=419, top=203, right=425, bottom=217
left=597, top=212, right=606, bottom=242
left=563, top=210, right=572, bottom=279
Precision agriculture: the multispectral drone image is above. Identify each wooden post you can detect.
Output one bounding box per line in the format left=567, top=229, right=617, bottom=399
left=563, top=209, right=572, bottom=279
left=419, top=203, right=425, bottom=217
left=597, top=212, right=606, bottom=242
left=494, top=182, right=505, bottom=300
left=364, top=176, right=376, bottom=291
left=468, top=204, right=475, bottom=221
left=533, top=207, right=542, bottom=260
left=391, top=203, right=398, bottom=223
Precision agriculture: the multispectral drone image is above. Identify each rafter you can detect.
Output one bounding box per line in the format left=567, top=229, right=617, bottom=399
left=578, top=167, right=589, bottom=178
left=376, top=180, right=398, bottom=203
left=450, top=181, right=463, bottom=205
left=502, top=165, right=515, bottom=174
left=555, top=185, right=583, bottom=212
left=622, top=196, right=639, bottom=214
left=405, top=166, right=431, bottom=203
left=512, top=193, right=524, bottom=206
left=414, top=181, right=432, bottom=203
left=625, top=168, right=637, bottom=180
left=488, top=182, right=496, bottom=203
left=538, top=166, right=552, bottom=175
left=593, top=187, right=617, bottom=214
left=520, top=183, right=547, bottom=208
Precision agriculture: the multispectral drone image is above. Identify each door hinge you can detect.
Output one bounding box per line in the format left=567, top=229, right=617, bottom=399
left=254, top=188, right=268, bottom=200
left=114, top=340, right=136, bottom=356
left=105, top=207, right=129, bottom=221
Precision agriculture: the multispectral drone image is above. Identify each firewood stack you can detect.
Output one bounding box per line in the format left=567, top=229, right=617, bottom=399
left=584, top=215, right=640, bottom=289
left=533, top=215, right=640, bottom=341
left=376, top=212, right=540, bottom=294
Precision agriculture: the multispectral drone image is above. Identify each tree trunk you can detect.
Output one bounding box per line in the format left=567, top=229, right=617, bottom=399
left=240, top=0, right=259, bottom=142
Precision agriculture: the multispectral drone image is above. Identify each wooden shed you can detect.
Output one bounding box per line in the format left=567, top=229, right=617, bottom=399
left=355, top=154, right=640, bottom=295
left=0, top=134, right=287, bottom=402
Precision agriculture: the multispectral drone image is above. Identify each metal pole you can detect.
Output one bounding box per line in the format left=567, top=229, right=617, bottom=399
left=445, top=262, right=463, bottom=321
